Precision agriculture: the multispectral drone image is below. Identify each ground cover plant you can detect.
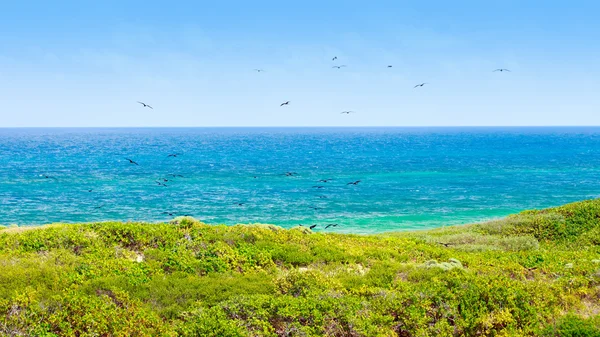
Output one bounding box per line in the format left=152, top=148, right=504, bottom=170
left=1, top=199, right=599, bottom=336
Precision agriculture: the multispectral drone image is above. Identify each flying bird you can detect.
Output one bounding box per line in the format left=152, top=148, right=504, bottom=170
left=325, top=224, right=338, bottom=229
left=167, top=153, right=181, bottom=158
left=162, top=212, right=175, bottom=216
left=308, top=206, right=322, bottom=210
left=332, top=65, right=347, bottom=69
left=137, top=101, right=153, bottom=109
left=282, top=172, right=298, bottom=176
left=40, top=175, right=57, bottom=180
left=319, top=179, right=333, bottom=183
left=280, top=101, right=290, bottom=106
left=332, top=56, right=338, bottom=61
left=317, top=195, right=328, bottom=199
left=254, top=69, right=265, bottom=72
left=347, top=180, right=361, bottom=185
left=493, top=69, right=511, bottom=72
left=309, top=225, right=317, bottom=230
left=312, top=185, right=325, bottom=189
left=387, top=65, right=393, bottom=68
left=87, top=189, right=93, bottom=193
left=236, top=203, right=245, bottom=206
left=340, top=111, right=355, bottom=114
left=156, top=181, right=168, bottom=187
left=414, top=83, right=427, bottom=88
left=125, top=158, right=139, bottom=166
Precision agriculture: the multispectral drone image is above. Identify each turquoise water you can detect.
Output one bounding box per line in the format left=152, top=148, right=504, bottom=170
left=1, top=127, right=600, bottom=233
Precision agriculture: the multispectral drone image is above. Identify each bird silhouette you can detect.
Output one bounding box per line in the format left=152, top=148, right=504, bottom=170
left=332, top=65, right=347, bottom=69
left=340, top=111, right=355, bottom=114
left=317, top=195, right=328, bottom=199
left=332, top=56, right=338, bottom=61
left=325, top=224, right=338, bottom=229
left=309, top=225, right=317, bottom=230
left=254, top=69, right=265, bottom=72
left=282, top=172, right=298, bottom=176
left=87, top=189, right=93, bottom=192
left=236, top=203, right=245, bottom=206
left=40, top=175, right=57, bottom=180
left=280, top=101, right=290, bottom=106
left=319, top=179, right=333, bottom=183
left=167, top=153, right=181, bottom=158
left=312, top=185, right=325, bottom=189
left=156, top=181, right=168, bottom=187
left=137, top=101, right=153, bottom=109
left=493, top=69, right=511, bottom=72
left=438, top=242, right=453, bottom=247
left=347, top=180, right=361, bottom=185
left=125, top=158, right=139, bottom=165
left=387, top=65, right=393, bottom=68
left=308, top=206, right=322, bottom=210
left=414, top=83, right=427, bottom=88
left=162, top=211, right=175, bottom=216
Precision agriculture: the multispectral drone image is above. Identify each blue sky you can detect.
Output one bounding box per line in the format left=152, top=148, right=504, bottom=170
left=1, top=0, right=599, bottom=127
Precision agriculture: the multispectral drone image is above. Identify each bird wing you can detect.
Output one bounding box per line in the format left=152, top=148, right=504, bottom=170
left=137, top=101, right=145, bottom=105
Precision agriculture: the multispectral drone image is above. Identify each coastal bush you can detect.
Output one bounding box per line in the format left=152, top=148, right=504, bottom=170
left=0, top=199, right=599, bottom=336
left=540, top=314, right=600, bottom=337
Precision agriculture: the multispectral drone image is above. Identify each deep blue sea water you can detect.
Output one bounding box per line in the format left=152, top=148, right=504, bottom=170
left=1, top=127, right=600, bottom=233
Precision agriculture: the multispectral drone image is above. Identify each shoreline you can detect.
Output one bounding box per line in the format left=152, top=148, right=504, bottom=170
left=0, top=213, right=509, bottom=235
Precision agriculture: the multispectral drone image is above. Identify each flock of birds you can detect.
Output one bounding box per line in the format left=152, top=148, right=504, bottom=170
left=136, top=56, right=511, bottom=112
left=39, top=56, right=511, bottom=231
left=40, top=150, right=363, bottom=231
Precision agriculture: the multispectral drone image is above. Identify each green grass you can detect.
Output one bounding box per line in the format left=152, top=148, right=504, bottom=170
left=1, top=200, right=599, bottom=336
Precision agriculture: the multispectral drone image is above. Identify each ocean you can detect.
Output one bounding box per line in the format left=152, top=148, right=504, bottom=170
left=1, top=127, right=600, bottom=233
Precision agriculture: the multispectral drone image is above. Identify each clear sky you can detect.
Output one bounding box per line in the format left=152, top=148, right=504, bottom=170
left=1, top=0, right=599, bottom=127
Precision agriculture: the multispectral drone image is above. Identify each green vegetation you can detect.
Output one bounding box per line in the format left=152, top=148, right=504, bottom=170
left=1, top=200, right=599, bottom=336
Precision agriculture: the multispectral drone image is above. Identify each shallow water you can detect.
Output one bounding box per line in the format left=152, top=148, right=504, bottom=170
left=1, top=127, right=599, bottom=233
